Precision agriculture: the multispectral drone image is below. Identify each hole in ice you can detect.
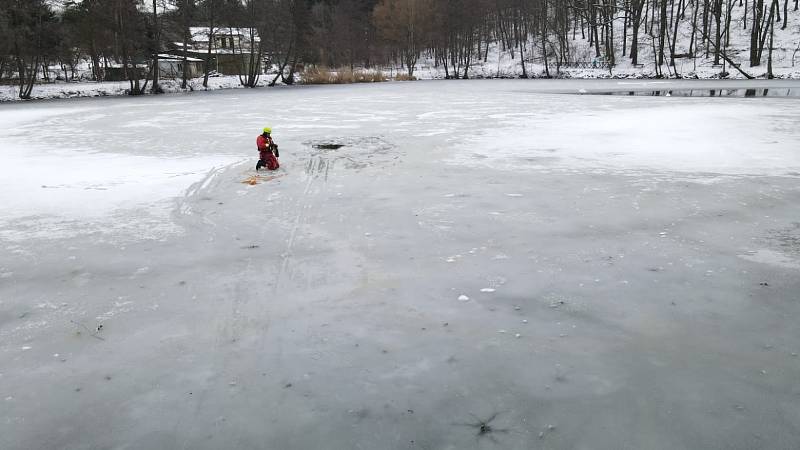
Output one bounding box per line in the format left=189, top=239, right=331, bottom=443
left=314, top=143, right=345, bottom=150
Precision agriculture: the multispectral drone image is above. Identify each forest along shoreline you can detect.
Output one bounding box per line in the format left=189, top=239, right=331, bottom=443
left=2, top=0, right=800, bottom=101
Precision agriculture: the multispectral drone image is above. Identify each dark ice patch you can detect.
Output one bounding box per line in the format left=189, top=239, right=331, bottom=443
left=765, top=222, right=800, bottom=255
left=314, top=143, right=345, bottom=150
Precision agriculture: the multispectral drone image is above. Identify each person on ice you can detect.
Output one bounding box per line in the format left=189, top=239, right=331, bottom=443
left=256, top=127, right=280, bottom=171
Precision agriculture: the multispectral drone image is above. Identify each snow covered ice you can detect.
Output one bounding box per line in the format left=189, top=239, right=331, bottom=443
left=1, top=79, right=800, bottom=449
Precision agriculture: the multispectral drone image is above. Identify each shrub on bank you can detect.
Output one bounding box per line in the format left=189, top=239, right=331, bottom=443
left=301, top=67, right=387, bottom=84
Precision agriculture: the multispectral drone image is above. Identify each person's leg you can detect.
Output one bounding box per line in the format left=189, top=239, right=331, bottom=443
left=256, top=160, right=264, bottom=171
left=259, top=151, right=269, bottom=169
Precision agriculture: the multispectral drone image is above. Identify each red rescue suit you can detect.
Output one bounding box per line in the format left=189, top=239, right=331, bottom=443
left=257, top=134, right=279, bottom=171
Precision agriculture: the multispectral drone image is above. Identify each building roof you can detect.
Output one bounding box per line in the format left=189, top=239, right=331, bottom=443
left=185, top=49, right=237, bottom=55
left=190, top=27, right=261, bottom=42
left=157, top=54, right=205, bottom=62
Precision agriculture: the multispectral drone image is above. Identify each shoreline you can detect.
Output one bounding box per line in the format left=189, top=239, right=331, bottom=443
left=3, top=70, right=800, bottom=103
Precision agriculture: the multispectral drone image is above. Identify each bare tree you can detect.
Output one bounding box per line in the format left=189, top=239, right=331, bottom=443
left=373, top=0, right=433, bottom=77
left=197, top=0, right=223, bottom=88
left=149, top=0, right=161, bottom=92
left=176, top=0, right=194, bottom=89
left=7, top=0, right=60, bottom=99
left=0, top=2, right=12, bottom=83
left=234, top=0, right=265, bottom=87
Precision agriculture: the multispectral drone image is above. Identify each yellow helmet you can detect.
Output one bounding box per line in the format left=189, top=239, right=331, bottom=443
left=263, top=127, right=272, bottom=134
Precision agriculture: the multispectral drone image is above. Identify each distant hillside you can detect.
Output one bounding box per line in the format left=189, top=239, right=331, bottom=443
left=395, top=2, right=800, bottom=80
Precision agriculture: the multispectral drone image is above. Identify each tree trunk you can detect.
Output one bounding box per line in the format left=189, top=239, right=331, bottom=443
left=671, top=0, right=681, bottom=66
left=767, top=4, right=775, bottom=78
left=714, top=0, right=722, bottom=64
left=631, top=0, right=644, bottom=65
left=750, top=0, right=764, bottom=65
left=623, top=0, right=629, bottom=57
left=203, top=26, right=215, bottom=87
left=783, top=0, right=789, bottom=28
left=756, top=0, right=777, bottom=63
left=703, top=0, right=711, bottom=56
left=181, top=0, right=190, bottom=89
left=689, top=0, right=699, bottom=56
left=151, top=0, right=160, bottom=94
left=541, top=0, right=550, bottom=77
left=658, top=0, right=668, bottom=66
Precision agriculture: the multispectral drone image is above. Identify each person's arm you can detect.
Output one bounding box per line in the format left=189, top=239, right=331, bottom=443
left=270, top=138, right=279, bottom=157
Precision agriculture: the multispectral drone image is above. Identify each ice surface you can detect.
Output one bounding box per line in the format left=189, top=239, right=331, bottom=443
left=1, top=80, right=799, bottom=450
left=0, top=103, right=242, bottom=240
left=454, top=100, right=800, bottom=175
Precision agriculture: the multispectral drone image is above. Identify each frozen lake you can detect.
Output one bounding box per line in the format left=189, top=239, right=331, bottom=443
left=1, top=79, right=799, bottom=449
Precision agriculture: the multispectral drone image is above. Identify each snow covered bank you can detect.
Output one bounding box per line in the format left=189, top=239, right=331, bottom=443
left=405, top=52, right=800, bottom=81
left=4, top=63, right=800, bottom=103
left=0, top=75, right=273, bottom=102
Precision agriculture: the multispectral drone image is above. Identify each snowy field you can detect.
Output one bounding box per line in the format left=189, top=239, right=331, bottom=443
left=1, top=79, right=800, bottom=449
